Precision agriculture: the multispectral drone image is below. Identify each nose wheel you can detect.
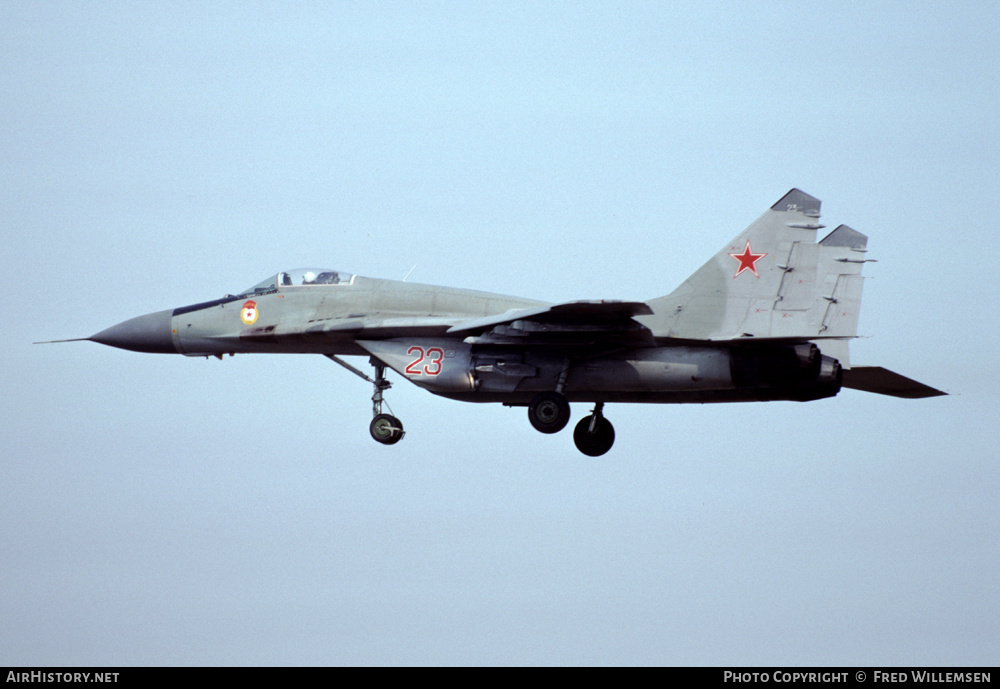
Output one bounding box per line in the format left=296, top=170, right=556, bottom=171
left=370, top=413, right=404, bottom=445
left=573, top=403, right=615, bottom=456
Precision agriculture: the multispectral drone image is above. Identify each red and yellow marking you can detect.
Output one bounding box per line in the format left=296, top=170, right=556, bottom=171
left=240, top=300, right=259, bottom=325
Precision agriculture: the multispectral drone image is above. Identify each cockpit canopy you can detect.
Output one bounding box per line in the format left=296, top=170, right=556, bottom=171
left=239, top=268, right=355, bottom=296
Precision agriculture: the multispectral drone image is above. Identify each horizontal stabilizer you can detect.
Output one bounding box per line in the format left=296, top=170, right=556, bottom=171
left=842, top=366, right=947, bottom=398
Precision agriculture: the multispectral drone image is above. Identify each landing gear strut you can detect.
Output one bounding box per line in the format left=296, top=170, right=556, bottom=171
left=573, top=403, right=615, bottom=456
left=326, top=355, right=404, bottom=445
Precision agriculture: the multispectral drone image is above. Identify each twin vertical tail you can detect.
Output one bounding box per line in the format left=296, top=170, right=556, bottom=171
left=642, top=189, right=873, bottom=367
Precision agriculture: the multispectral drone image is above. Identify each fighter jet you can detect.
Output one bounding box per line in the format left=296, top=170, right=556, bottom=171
left=43, top=190, right=945, bottom=455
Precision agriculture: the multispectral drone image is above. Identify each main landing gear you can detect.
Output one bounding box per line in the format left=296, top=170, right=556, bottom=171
left=573, top=402, right=615, bottom=457
left=527, top=392, right=616, bottom=456
left=326, top=355, right=405, bottom=446
left=528, top=391, right=571, bottom=433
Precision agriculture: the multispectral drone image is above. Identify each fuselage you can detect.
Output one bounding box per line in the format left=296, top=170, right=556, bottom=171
left=89, top=271, right=843, bottom=406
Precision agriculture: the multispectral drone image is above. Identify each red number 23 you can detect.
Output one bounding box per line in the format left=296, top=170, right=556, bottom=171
left=405, top=346, right=444, bottom=376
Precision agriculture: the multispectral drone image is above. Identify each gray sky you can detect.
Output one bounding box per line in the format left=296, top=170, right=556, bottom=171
left=3, top=1, right=997, bottom=666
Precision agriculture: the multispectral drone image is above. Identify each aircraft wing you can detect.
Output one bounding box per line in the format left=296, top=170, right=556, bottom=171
left=447, top=300, right=654, bottom=334
left=841, top=366, right=947, bottom=398
left=446, top=300, right=656, bottom=346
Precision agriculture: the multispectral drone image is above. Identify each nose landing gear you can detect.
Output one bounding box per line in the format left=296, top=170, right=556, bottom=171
left=326, top=355, right=405, bottom=446
left=367, top=360, right=404, bottom=445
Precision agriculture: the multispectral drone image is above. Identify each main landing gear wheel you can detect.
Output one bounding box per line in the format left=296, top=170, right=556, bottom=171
left=573, top=404, right=615, bottom=456
left=528, top=391, right=571, bottom=434
left=370, top=413, right=405, bottom=445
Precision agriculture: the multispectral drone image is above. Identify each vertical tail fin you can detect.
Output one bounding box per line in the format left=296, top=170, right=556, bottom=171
left=641, top=189, right=872, bottom=365
left=810, top=224, right=870, bottom=366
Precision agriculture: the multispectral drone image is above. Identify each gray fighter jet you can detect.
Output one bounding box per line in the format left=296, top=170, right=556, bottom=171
left=46, top=190, right=945, bottom=455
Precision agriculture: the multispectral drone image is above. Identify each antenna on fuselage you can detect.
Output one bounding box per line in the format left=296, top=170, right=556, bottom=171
left=403, top=264, right=417, bottom=282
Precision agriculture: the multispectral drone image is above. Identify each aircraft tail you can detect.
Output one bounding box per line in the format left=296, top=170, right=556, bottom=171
left=641, top=189, right=872, bottom=366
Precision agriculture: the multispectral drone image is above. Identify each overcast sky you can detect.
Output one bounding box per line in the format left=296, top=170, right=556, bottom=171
left=3, top=1, right=997, bottom=666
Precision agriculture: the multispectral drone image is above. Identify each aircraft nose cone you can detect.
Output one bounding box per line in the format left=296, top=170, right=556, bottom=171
left=90, top=309, right=177, bottom=353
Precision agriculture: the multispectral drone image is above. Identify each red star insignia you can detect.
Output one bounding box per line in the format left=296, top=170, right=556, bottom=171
left=729, top=240, right=767, bottom=278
